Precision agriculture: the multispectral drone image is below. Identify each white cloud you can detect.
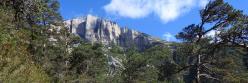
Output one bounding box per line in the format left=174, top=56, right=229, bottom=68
left=205, top=30, right=221, bottom=43
left=104, top=0, right=152, bottom=19
left=104, top=0, right=210, bottom=23
left=163, top=32, right=173, bottom=41
left=199, top=0, right=210, bottom=8
left=205, top=30, right=220, bottom=37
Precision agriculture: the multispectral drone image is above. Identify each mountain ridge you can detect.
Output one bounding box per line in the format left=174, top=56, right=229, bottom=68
left=64, top=14, right=167, bottom=50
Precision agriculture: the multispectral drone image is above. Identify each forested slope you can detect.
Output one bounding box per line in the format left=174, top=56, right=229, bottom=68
left=1, top=0, right=248, bottom=83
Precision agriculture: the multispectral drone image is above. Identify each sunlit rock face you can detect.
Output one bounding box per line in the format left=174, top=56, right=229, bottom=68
left=64, top=15, right=165, bottom=50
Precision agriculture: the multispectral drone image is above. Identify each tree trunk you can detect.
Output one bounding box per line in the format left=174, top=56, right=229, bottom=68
left=196, top=54, right=201, bottom=83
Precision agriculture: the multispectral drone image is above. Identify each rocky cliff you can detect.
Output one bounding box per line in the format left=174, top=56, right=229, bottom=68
left=64, top=15, right=165, bottom=50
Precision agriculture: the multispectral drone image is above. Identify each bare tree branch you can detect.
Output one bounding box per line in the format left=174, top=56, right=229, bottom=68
left=199, top=74, right=219, bottom=81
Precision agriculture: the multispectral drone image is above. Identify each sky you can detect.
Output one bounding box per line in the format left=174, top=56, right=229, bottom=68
left=59, top=0, right=248, bottom=41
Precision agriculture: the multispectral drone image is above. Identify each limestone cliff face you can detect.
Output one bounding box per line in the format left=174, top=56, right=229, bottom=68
left=64, top=15, right=165, bottom=50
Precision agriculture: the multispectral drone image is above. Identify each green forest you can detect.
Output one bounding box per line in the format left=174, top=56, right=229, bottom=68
left=1, top=0, right=248, bottom=83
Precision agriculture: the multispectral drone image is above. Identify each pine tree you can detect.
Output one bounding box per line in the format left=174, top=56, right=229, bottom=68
left=175, top=0, right=247, bottom=82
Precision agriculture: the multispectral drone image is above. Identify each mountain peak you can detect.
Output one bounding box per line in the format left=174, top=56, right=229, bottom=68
left=86, top=14, right=98, bottom=19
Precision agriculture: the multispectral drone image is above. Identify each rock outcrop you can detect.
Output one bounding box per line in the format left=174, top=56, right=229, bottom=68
left=64, top=15, right=165, bottom=50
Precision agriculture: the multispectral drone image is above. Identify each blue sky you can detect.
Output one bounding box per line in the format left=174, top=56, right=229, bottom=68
left=59, top=0, right=248, bottom=41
